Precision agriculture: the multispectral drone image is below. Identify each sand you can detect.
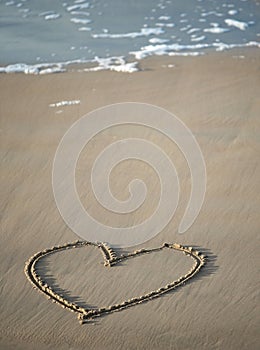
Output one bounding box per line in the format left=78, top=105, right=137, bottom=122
left=0, top=49, right=260, bottom=349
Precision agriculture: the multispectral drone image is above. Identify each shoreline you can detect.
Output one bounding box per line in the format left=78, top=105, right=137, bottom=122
left=0, top=45, right=259, bottom=75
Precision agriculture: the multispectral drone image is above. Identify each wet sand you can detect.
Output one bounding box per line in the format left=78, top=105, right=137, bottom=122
left=0, top=49, right=260, bottom=349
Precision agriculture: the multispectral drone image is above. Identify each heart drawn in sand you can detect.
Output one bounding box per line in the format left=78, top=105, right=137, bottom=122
left=24, top=241, right=206, bottom=324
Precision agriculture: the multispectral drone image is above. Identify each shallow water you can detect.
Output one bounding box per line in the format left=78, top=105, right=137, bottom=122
left=0, top=0, right=259, bottom=73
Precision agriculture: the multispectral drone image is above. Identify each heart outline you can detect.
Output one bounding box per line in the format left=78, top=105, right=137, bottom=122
left=24, top=241, right=206, bottom=324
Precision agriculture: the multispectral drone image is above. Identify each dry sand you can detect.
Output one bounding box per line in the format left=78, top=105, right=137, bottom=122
left=1, top=49, right=260, bottom=349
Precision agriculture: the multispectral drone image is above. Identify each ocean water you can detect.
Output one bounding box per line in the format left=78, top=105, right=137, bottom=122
left=0, top=0, right=259, bottom=73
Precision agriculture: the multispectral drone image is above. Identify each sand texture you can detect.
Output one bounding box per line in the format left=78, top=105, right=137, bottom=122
left=24, top=241, right=206, bottom=324
left=1, top=49, right=260, bottom=349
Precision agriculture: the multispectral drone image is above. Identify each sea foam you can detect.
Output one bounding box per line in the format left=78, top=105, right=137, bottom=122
left=224, top=19, right=248, bottom=30
left=67, top=3, right=89, bottom=12
left=70, top=18, right=91, bottom=25
left=83, top=57, right=138, bottom=73
left=0, top=57, right=139, bottom=74
left=92, top=27, right=164, bottom=39
left=130, top=41, right=260, bottom=60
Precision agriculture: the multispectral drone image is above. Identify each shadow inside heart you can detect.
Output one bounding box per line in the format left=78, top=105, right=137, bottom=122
left=24, top=242, right=207, bottom=324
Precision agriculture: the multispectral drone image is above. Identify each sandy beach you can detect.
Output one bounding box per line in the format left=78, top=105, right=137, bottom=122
left=1, top=49, right=260, bottom=349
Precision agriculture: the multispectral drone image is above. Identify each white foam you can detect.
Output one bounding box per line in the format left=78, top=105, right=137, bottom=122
left=1, top=64, right=46, bottom=74
left=158, top=16, right=171, bottom=21
left=156, top=23, right=174, bottom=28
left=0, top=56, right=139, bottom=75
left=45, top=13, right=61, bottom=20
left=224, top=18, right=248, bottom=30
left=78, top=27, right=91, bottom=31
left=108, top=62, right=138, bottom=73
left=49, top=100, right=80, bottom=107
left=0, top=62, right=75, bottom=75
left=40, top=67, right=66, bottom=74
left=149, top=38, right=169, bottom=44
left=70, top=11, right=89, bottom=16
left=92, top=27, right=164, bottom=39
left=39, top=11, right=55, bottom=17
left=0, top=42, right=258, bottom=75
left=213, top=40, right=260, bottom=51
left=39, top=11, right=61, bottom=21
left=201, top=11, right=223, bottom=17
left=70, top=18, right=91, bottom=24
left=84, top=57, right=138, bottom=73
left=130, top=41, right=260, bottom=60
left=191, top=35, right=206, bottom=42
left=130, top=43, right=209, bottom=60
left=180, top=25, right=192, bottom=32
left=228, top=10, right=238, bottom=15
left=204, top=27, right=229, bottom=34
left=131, top=45, right=166, bottom=59
left=187, top=28, right=201, bottom=34
left=67, top=3, right=89, bottom=12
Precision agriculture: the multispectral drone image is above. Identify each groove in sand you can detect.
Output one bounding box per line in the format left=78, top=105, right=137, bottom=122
left=24, top=241, right=206, bottom=324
